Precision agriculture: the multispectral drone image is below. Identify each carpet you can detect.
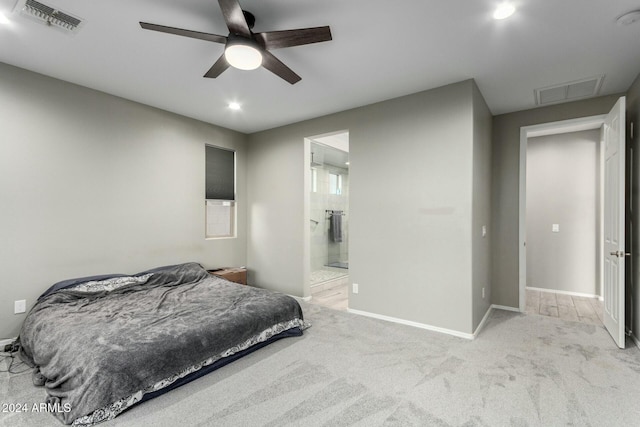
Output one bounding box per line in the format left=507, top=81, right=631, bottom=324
left=2, top=303, right=640, bottom=426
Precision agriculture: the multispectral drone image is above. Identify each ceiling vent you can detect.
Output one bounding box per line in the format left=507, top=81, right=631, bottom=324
left=14, top=0, right=83, bottom=34
left=534, top=75, right=604, bottom=106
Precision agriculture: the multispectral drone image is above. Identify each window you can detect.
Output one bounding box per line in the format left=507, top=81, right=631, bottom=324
left=206, top=200, right=235, bottom=238
left=205, top=145, right=236, bottom=238
left=329, top=172, right=342, bottom=195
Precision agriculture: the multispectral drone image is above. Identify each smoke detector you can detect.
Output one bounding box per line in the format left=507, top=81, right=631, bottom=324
left=14, top=0, right=83, bottom=34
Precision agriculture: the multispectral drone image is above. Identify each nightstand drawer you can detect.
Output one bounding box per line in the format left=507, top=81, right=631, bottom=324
left=208, top=267, right=247, bottom=285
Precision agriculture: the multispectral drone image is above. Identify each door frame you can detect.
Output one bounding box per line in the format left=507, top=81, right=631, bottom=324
left=518, top=114, right=607, bottom=311
left=303, top=130, right=350, bottom=300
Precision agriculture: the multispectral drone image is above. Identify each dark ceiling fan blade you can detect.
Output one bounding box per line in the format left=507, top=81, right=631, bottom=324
left=261, top=51, right=301, bottom=84
left=218, top=0, right=251, bottom=36
left=255, top=26, right=332, bottom=50
left=203, top=54, right=230, bottom=78
left=140, top=22, right=227, bottom=44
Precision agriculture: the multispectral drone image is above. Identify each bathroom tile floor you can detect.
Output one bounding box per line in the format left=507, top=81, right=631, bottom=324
left=310, top=267, right=348, bottom=286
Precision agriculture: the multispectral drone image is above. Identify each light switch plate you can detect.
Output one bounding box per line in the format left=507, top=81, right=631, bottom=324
left=552, top=224, right=560, bottom=233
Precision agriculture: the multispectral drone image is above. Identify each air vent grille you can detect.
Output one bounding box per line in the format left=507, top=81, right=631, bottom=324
left=534, top=75, right=604, bottom=106
left=16, top=0, right=83, bottom=33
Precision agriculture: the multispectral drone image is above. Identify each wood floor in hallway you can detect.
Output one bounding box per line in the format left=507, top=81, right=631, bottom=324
left=525, top=288, right=603, bottom=326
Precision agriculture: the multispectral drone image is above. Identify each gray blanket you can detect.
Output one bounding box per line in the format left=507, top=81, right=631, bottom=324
left=18, top=263, right=306, bottom=425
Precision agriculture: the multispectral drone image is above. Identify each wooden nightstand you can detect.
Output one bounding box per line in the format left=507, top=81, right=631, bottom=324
left=208, top=267, right=247, bottom=285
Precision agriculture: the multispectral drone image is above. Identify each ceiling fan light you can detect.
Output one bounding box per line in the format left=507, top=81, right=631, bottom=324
left=225, top=43, right=262, bottom=71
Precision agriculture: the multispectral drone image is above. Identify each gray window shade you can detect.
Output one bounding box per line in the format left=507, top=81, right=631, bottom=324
left=206, top=145, right=235, bottom=200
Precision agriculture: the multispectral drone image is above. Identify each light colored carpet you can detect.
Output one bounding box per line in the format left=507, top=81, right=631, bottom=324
left=2, top=303, right=640, bottom=426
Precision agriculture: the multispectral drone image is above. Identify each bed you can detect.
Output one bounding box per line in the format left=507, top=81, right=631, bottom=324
left=17, top=262, right=308, bottom=426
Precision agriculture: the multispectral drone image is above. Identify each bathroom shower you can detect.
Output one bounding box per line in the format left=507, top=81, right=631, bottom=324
left=309, top=138, right=349, bottom=287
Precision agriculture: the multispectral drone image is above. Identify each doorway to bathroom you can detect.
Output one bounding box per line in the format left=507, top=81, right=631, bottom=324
left=307, top=131, right=349, bottom=310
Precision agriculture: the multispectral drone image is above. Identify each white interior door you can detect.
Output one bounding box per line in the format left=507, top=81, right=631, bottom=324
left=603, top=96, right=626, bottom=349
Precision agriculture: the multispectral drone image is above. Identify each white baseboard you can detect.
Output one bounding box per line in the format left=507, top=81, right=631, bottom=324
left=631, top=333, right=640, bottom=350
left=491, top=304, right=520, bottom=312
left=473, top=306, right=494, bottom=338
left=472, top=304, right=521, bottom=338
left=526, top=286, right=599, bottom=299
left=347, top=308, right=474, bottom=340
left=348, top=304, right=523, bottom=341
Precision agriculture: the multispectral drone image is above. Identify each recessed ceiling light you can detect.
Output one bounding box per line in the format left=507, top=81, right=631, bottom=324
left=345, top=161, right=350, bottom=165
left=0, top=12, right=10, bottom=25
left=493, top=3, right=516, bottom=20
left=228, top=102, right=241, bottom=111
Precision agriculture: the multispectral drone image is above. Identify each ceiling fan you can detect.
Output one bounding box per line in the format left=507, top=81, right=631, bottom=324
left=140, top=0, right=332, bottom=84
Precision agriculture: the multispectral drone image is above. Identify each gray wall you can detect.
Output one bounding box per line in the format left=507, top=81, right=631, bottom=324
left=245, top=130, right=306, bottom=296
left=0, top=62, right=247, bottom=339
left=491, top=94, right=623, bottom=308
left=248, top=80, right=487, bottom=334
left=471, top=82, right=493, bottom=329
left=526, top=130, right=600, bottom=295
left=628, top=72, right=640, bottom=339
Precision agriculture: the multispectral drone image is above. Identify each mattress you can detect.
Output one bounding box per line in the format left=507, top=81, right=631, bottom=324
left=18, top=262, right=308, bottom=425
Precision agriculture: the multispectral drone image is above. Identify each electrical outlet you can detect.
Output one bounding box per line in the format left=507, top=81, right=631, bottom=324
left=352, top=283, right=359, bottom=294
left=14, top=300, right=26, bottom=314
left=482, top=287, right=485, bottom=299
left=3, top=342, right=19, bottom=353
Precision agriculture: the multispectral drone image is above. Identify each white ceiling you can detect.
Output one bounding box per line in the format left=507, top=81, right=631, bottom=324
left=1, top=0, right=639, bottom=134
